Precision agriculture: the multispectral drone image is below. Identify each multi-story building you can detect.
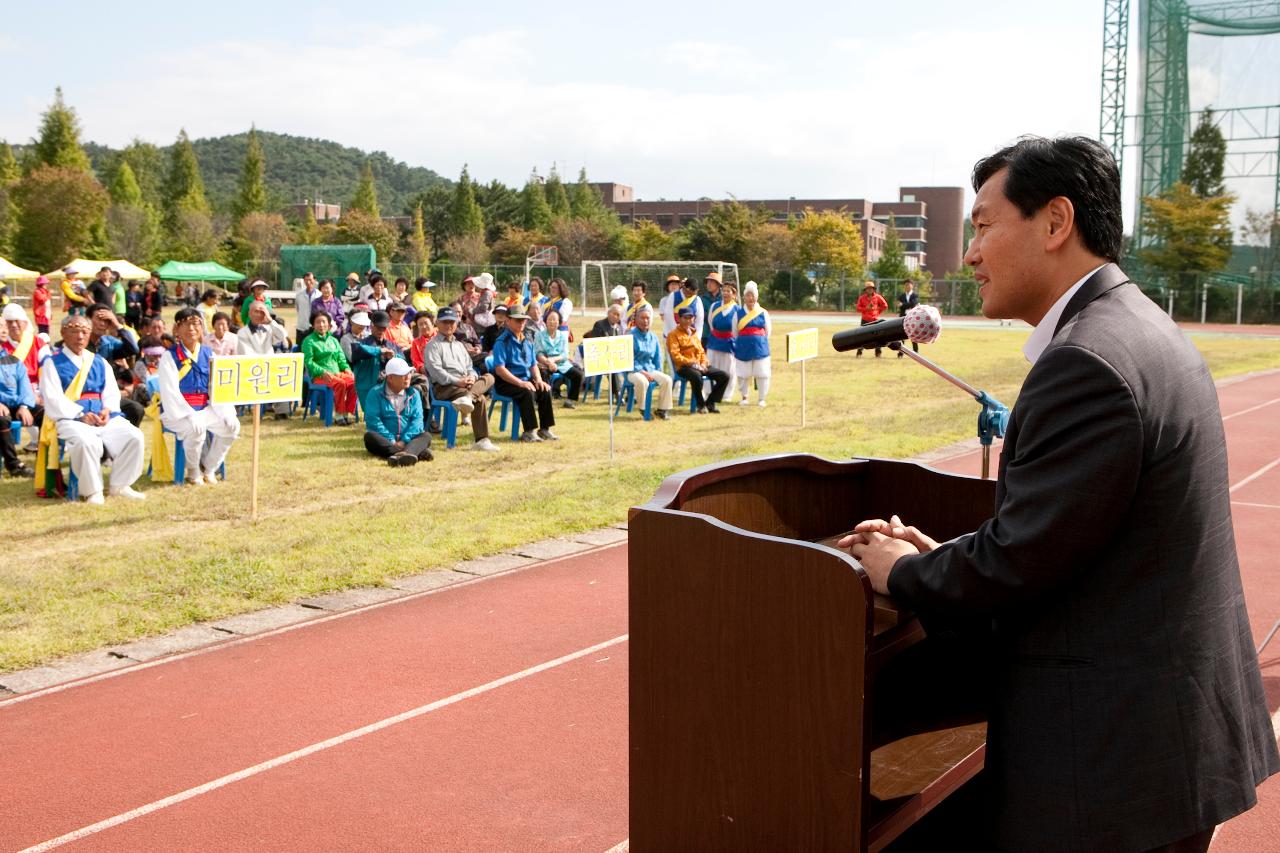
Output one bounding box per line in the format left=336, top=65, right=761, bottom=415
left=591, top=183, right=967, bottom=275
left=285, top=200, right=342, bottom=223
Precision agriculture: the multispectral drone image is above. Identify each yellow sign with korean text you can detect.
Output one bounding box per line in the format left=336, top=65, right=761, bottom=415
left=786, top=328, right=819, bottom=363
left=582, top=334, right=634, bottom=377
left=208, top=354, right=304, bottom=405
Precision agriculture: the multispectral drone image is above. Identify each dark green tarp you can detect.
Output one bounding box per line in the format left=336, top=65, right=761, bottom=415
left=279, top=245, right=376, bottom=296
left=154, top=260, right=243, bottom=282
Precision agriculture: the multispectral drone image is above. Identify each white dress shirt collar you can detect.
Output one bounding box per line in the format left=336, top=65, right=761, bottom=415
left=1022, top=265, right=1105, bottom=365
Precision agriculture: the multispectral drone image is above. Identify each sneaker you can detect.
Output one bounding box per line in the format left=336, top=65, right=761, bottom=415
left=738, top=398, right=751, bottom=406
left=563, top=400, right=576, bottom=409
left=707, top=404, right=721, bottom=414
left=185, top=476, right=205, bottom=487
left=655, top=409, right=670, bottom=421
left=85, top=492, right=105, bottom=505
left=460, top=415, right=471, bottom=426
left=451, top=397, right=474, bottom=414
left=7, top=464, right=35, bottom=478
left=110, top=486, right=147, bottom=500
left=537, top=428, right=559, bottom=441
left=696, top=406, right=708, bottom=415
left=388, top=452, right=418, bottom=467
left=758, top=400, right=767, bottom=408
left=470, top=437, right=501, bottom=452
left=204, top=471, right=220, bottom=485
left=520, top=430, right=543, bottom=442
left=22, top=442, right=37, bottom=453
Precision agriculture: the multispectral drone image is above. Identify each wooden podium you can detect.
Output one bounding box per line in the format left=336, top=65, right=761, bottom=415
left=628, top=454, right=997, bottom=851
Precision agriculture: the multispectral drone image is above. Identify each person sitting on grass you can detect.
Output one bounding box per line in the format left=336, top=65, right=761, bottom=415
left=236, top=301, right=291, bottom=420
left=204, top=311, right=239, bottom=357
left=363, top=357, right=433, bottom=467
left=37, top=314, right=147, bottom=503
left=409, top=312, right=436, bottom=374
left=667, top=306, right=728, bottom=414
left=350, top=310, right=401, bottom=414
left=301, top=310, right=358, bottom=425
left=158, top=307, right=242, bottom=486
left=534, top=308, right=582, bottom=408
left=423, top=307, right=500, bottom=451
left=628, top=306, right=673, bottom=420
left=491, top=307, right=558, bottom=442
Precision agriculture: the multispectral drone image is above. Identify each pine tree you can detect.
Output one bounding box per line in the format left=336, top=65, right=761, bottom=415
left=349, top=160, right=381, bottom=218
left=232, top=126, right=269, bottom=222
left=31, top=87, right=91, bottom=173
left=569, top=167, right=609, bottom=222
left=163, top=129, right=210, bottom=227
left=519, top=168, right=553, bottom=231
left=545, top=166, right=571, bottom=220
left=871, top=216, right=911, bottom=281
left=405, top=202, right=430, bottom=273
left=1183, top=109, right=1227, bottom=199
left=108, top=161, right=144, bottom=206
left=0, top=143, right=19, bottom=256
left=447, top=164, right=485, bottom=238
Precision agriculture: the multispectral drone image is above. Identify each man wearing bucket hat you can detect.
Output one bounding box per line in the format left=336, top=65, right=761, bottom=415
left=363, top=357, right=433, bottom=466
left=854, top=280, right=890, bottom=358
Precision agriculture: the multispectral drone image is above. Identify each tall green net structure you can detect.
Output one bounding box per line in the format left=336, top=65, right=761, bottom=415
left=1100, top=0, right=1280, bottom=252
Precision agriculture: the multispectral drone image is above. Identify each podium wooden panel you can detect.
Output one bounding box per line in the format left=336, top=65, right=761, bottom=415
left=628, top=454, right=997, bottom=851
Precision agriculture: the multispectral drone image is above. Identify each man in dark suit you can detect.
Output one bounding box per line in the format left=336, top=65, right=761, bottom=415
left=843, top=136, right=1278, bottom=852
left=583, top=303, right=626, bottom=400
left=896, top=279, right=920, bottom=356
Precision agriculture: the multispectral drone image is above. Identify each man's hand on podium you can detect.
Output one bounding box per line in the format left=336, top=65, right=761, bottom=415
left=838, top=515, right=938, bottom=596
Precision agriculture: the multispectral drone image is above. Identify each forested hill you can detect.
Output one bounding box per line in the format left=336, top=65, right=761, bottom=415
left=83, top=130, right=451, bottom=216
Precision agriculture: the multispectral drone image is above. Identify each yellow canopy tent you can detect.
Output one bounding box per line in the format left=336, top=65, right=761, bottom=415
left=44, top=258, right=153, bottom=280
left=0, top=257, right=41, bottom=279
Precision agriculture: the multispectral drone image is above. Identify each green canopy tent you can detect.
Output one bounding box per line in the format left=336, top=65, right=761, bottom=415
left=154, top=260, right=244, bottom=282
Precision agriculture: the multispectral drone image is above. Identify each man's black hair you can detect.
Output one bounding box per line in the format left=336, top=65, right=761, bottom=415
left=174, top=307, right=202, bottom=324
left=632, top=280, right=648, bottom=293
left=972, top=136, right=1123, bottom=263
left=90, top=302, right=116, bottom=316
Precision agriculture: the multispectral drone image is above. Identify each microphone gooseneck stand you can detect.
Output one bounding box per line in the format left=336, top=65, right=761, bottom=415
left=888, top=341, right=1011, bottom=479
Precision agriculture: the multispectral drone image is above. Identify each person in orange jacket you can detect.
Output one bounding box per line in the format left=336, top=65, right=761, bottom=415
left=854, top=281, right=889, bottom=358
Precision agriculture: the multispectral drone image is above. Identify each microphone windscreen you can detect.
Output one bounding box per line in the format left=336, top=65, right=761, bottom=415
left=904, top=305, right=941, bottom=344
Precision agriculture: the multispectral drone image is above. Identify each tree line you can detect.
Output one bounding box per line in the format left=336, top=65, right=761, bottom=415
left=0, top=89, right=911, bottom=306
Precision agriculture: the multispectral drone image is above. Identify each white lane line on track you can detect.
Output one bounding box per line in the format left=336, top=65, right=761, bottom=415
left=1222, top=396, right=1280, bottom=422
left=0, top=541, right=626, bottom=708
left=1231, top=455, right=1280, bottom=494
left=1233, top=501, right=1280, bottom=510
left=18, top=634, right=630, bottom=853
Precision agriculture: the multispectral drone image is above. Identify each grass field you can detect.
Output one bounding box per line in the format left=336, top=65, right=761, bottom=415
left=5, top=316, right=1280, bottom=673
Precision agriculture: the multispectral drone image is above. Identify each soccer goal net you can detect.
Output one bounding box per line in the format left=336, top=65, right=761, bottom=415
left=580, top=260, right=741, bottom=311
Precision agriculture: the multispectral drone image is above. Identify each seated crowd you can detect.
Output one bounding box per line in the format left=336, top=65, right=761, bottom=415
left=0, top=268, right=774, bottom=494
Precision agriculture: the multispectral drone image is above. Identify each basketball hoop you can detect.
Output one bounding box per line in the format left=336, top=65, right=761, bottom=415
left=527, top=245, right=558, bottom=267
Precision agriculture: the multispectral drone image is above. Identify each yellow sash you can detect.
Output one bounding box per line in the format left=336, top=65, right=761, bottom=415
left=711, top=300, right=738, bottom=321
left=737, top=304, right=765, bottom=331
left=145, top=392, right=173, bottom=482
left=34, top=351, right=95, bottom=494
left=175, top=343, right=199, bottom=381
left=675, top=292, right=697, bottom=313
left=11, top=324, right=35, bottom=362
left=626, top=298, right=651, bottom=322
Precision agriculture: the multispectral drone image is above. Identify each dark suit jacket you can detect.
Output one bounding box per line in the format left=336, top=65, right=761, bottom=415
left=583, top=318, right=622, bottom=339
left=897, top=290, right=918, bottom=316
left=889, top=264, right=1279, bottom=851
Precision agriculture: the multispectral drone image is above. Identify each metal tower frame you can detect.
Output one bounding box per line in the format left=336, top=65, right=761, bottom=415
left=1101, top=0, right=1280, bottom=251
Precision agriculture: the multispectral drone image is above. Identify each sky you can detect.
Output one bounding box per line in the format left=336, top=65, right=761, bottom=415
left=2, top=1, right=1276, bottom=231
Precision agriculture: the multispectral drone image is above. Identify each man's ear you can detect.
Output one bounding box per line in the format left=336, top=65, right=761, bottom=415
left=1045, top=196, right=1075, bottom=252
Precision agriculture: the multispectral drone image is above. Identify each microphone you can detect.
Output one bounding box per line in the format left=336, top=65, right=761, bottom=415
left=831, top=305, right=942, bottom=352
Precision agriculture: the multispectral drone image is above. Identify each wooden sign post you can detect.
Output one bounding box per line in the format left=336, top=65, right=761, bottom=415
left=785, top=328, right=819, bottom=427
left=582, top=335, right=634, bottom=460
left=208, top=353, right=305, bottom=521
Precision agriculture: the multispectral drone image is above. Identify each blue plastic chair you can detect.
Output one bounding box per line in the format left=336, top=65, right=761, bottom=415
left=616, top=380, right=656, bottom=421
left=302, top=382, right=335, bottom=426
left=426, top=383, right=459, bottom=449
left=9, top=420, right=19, bottom=446
left=674, top=373, right=710, bottom=412
left=147, top=427, right=227, bottom=484
left=484, top=355, right=524, bottom=441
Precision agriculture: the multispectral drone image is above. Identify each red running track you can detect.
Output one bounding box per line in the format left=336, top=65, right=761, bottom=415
left=2, top=371, right=1278, bottom=853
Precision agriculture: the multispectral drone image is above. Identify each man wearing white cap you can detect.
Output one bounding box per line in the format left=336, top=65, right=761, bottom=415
left=37, top=314, right=146, bottom=503
left=363, top=357, right=433, bottom=466
left=733, top=281, right=773, bottom=407
left=159, top=308, right=241, bottom=485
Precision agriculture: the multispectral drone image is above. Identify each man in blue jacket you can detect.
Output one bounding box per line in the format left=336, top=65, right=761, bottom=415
left=363, top=358, right=432, bottom=467
left=0, top=346, right=37, bottom=477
